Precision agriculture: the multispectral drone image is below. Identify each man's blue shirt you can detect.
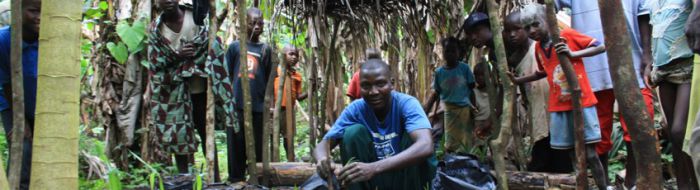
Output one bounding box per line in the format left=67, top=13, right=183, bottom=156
left=0, top=26, right=39, bottom=119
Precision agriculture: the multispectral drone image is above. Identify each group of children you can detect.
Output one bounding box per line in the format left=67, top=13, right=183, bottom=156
left=426, top=1, right=699, bottom=190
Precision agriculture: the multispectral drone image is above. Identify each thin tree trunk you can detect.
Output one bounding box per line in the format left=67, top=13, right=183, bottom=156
left=29, top=0, right=82, bottom=188
left=272, top=61, right=287, bottom=163
left=307, top=43, right=317, bottom=153
left=8, top=0, right=25, bottom=188
left=485, top=1, right=516, bottom=189
left=205, top=0, right=218, bottom=184
left=0, top=153, right=8, bottom=190
left=597, top=0, right=663, bottom=189
left=284, top=73, right=294, bottom=161
left=237, top=0, right=257, bottom=184
left=261, top=53, right=278, bottom=186
left=543, top=1, right=587, bottom=189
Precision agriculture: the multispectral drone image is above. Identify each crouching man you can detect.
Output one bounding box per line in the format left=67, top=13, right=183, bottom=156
left=313, top=58, right=436, bottom=190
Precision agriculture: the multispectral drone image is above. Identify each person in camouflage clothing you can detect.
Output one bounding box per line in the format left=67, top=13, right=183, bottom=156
left=146, top=0, right=236, bottom=178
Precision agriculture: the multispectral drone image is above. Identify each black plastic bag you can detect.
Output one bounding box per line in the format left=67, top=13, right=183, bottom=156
left=432, top=154, right=496, bottom=190
left=301, top=173, right=341, bottom=190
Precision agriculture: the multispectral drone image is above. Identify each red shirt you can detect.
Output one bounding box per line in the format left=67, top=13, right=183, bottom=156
left=535, top=28, right=599, bottom=112
left=346, top=71, right=361, bottom=100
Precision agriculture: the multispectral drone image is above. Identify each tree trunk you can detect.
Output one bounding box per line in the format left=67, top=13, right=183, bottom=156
left=29, top=0, right=83, bottom=188
left=206, top=0, right=218, bottom=184
left=596, top=0, right=663, bottom=189
left=252, top=162, right=585, bottom=189
left=272, top=63, right=286, bottom=163
left=261, top=46, right=279, bottom=186
left=284, top=73, right=295, bottom=161
left=0, top=153, right=7, bottom=190
left=8, top=0, right=26, bottom=189
left=236, top=0, right=257, bottom=184
left=543, top=1, right=587, bottom=189
left=485, top=0, right=516, bottom=189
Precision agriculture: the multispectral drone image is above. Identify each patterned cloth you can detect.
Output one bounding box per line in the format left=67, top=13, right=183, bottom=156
left=648, top=0, right=694, bottom=67
left=146, top=11, right=237, bottom=155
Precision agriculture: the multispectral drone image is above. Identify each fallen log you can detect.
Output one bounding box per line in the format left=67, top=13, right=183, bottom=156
left=254, top=162, right=589, bottom=189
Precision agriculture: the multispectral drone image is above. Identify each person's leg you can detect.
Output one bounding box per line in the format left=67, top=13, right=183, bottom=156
left=586, top=144, right=608, bottom=190
left=443, top=104, right=471, bottom=154
left=191, top=92, right=220, bottom=182
left=280, top=109, right=295, bottom=162
left=253, top=112, right=264, bottom=162
left=594, top=89, right=615, bottom=184
left=227, top=110, right=247, bottom=182
left=174, top=154, right=191, bottom=174
left=668, top=83, right=699, bottom=190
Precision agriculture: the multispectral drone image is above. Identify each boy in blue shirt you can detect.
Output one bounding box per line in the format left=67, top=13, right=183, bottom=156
left=313, top=58, right=436, bottom=190
left=0, top=0, right=41, bottom=189
left=425, top=37, right=476, bottom=153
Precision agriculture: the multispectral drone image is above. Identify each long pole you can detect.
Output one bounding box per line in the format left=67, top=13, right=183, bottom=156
left=8, top=0, right=26, bottom=189
left=485, top=1, right=516, bottom=189
left=206, top=0, right=218, bottom=184
left=597, top=0, right=663, bottom=189
left=237, top=0, right=258, bottom=184
left=543, top=1, right=588, bottom=189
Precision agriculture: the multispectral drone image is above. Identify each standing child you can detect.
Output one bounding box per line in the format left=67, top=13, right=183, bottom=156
left=425, top=37, right=476, bottom=153
left=273, top=45, right=307, bottom=161
left=509, top=4, right=608, bottom=189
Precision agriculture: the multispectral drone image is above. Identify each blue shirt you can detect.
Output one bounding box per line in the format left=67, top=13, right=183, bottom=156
left=647, top=0, right=694, bottom=67
left=226, top=41, right=273, bottom=113
left=0, top=26, right=38, bottom=119
left=557, top=0, right=650, bottom=89
left=324, top=91, right=431, bottom=160
left=432, top=62, right=475, bottom=106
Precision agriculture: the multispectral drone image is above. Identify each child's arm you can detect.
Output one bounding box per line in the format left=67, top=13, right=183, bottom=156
left=554, top=41, right=606, bottom=58
left=507, top=70, right=547, bottom=84
left=423, top=91, right=438, bottom=113
left=297, top=92, right=308, bottom=101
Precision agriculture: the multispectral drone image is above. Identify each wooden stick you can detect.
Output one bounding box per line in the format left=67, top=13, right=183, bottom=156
left=8, top=0, right=25, bottom=189
left=597, top=0, right=663, bottom=188
left=206, top=0, right=218, bottom=183
left=543, top=1, right=587, bottom=189
left=284, top=73, right=295, bottom=161
left=236, top=0, right=257, bottom=184
left=485, top=0, right=517, bottom=189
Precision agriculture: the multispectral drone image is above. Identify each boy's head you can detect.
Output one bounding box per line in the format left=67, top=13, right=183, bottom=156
left=462, top=12, right=492, bottom=48
left=504, top=10, right=529, bottom=48
left=157, top=0, right=180, bottom=14
left=283, top=45, right=299, bottom=66
left=520, top=3, right=549, bottom=42
left=23, top=0, right=41, bottom=37
left=473, top=61, right=489, bottom=89
left=360, top=59, right=393, bottom=111
left=441, top=37, right=463, bottom=65
left=365, top=48, right=381, bottom=60
left=247, top=7, right=264, bottom=39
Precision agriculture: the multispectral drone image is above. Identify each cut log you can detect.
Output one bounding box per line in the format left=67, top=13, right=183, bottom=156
left=253, top=162, right=587, bottom=189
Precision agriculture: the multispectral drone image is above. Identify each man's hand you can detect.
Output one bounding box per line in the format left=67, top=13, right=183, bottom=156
left=686, top=4, right=700, bottom=53
left=177, top=43, right=196, bottom=59
left=643, top=63, right=655, bottom=88
left=338, top=162, right=378, bottom=186
left=316, top=156, right=333, bottom=178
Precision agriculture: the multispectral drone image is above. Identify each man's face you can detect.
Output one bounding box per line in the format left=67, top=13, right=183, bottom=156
left=360, top=68, right=393, bottom=111
left=247, top=13, right=264, bottom=38
left=469, top=25, right=492, bottom=48
left=157, top=0, right=179, bottom=13
left=284, top=49, right=299, bottom=66
left=526, top=17, right=549, bottom=42
left=23, top=0, right=41, bottom=35
left=505, top=21, right=528, bottom=47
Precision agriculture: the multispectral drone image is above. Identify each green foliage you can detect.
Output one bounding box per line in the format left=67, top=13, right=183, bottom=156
left=106, top=42, right=128, bottom=64
left=116, top=19, right=147, bottom=53
left=107, top=170, right=123, bottom=190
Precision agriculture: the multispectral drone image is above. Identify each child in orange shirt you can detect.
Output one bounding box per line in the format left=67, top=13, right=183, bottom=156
left=274, top=45, right=307, bottom=161
left=509, top=4, right=608, bottom=189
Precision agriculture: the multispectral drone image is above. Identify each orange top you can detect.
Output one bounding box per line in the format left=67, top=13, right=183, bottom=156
left=535, top=28, right=598, bottom=112
left=274, top=67, right=303, bottom=108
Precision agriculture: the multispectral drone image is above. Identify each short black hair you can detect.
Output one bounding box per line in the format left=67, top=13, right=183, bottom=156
left=473, top=60, right=489, bottom=77
left=441, top=36, right=461, bottom=49
left=361, top=58, right=391, bottom=78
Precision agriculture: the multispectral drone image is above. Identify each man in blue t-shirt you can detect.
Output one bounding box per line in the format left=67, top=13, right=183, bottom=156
left=224, top=7, right=273, bottom=183
left=313, top=58, right=436, bottom=190
left=0, top=0, right=41, bottom=189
